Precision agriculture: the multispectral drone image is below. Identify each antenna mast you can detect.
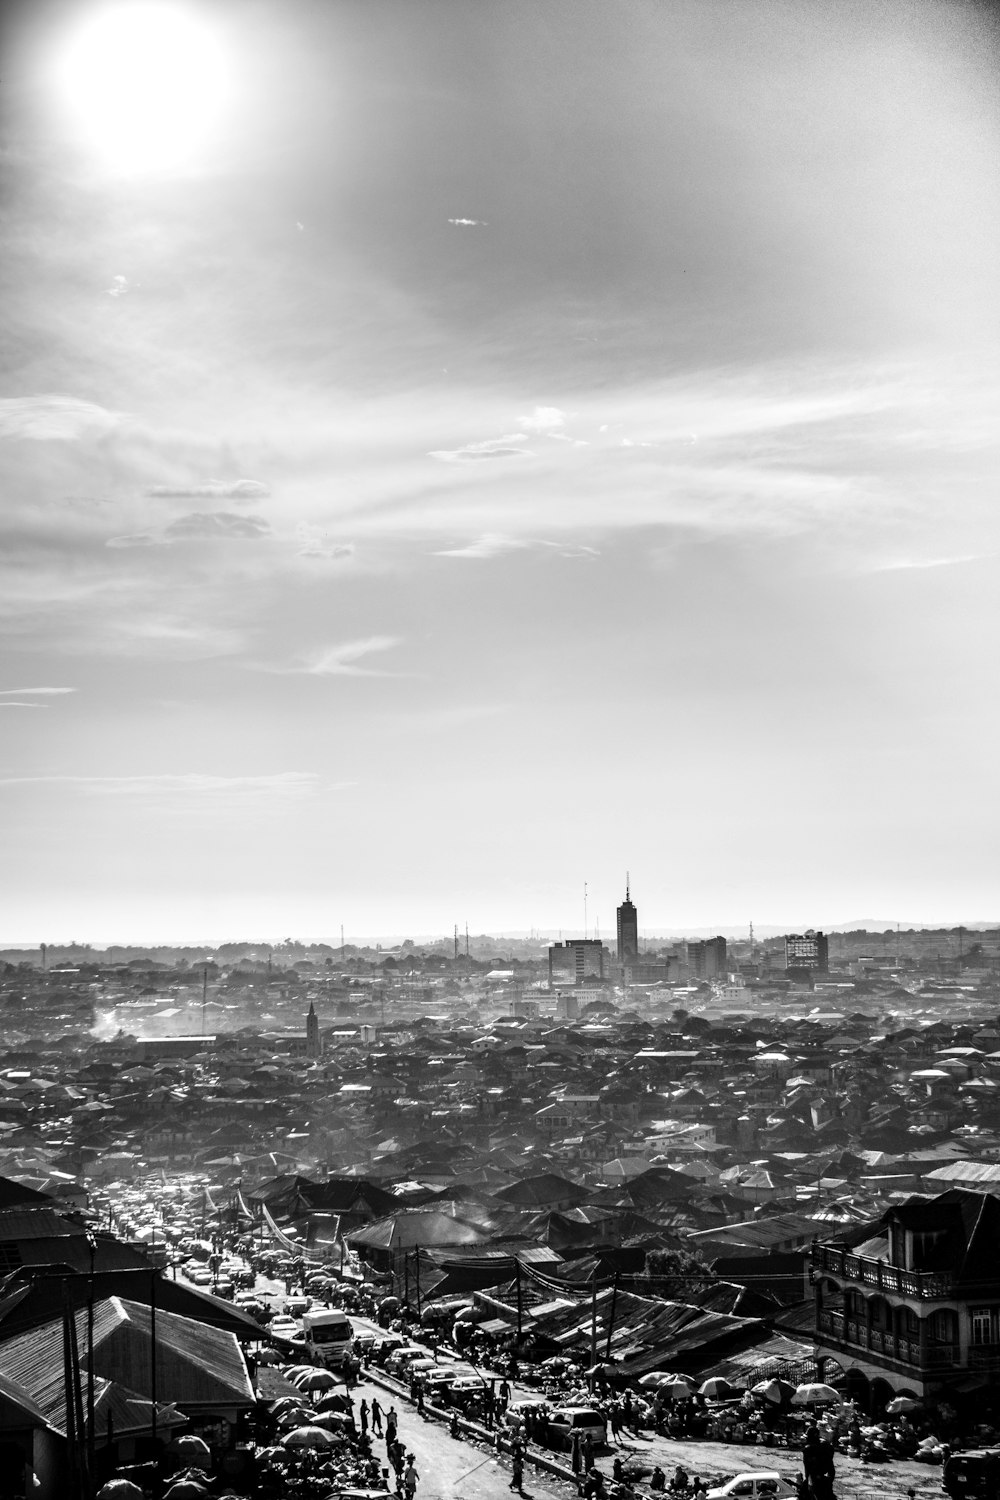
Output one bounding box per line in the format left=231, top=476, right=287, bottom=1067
left=584, top=882, right=588, bottom=940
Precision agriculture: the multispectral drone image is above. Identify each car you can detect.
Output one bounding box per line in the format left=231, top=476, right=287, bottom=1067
left=943, top=1453, right=1000, bottom=1500
left=285, top=1293, right=310, bottom=1315
left=705, top=1473, right=799, bottom=1500
left=505, top=1399, right=548, bottom=1430
left=547, top=1407, right=608, bottom=1451
left=268, top=1317, right=301, bottom=1340
left=386, top=1346, right=426, bottom=1376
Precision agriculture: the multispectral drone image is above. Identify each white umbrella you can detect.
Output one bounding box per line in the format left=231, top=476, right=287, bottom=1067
left=886, top=1395, right=920, bottom=1415
left=791, top=1383, right=842, bottom=1407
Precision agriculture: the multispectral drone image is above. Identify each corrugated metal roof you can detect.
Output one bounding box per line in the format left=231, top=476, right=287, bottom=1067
left=0, top=1296, right=254, bottom=1414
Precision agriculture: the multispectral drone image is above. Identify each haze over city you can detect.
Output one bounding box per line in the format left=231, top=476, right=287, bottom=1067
left=2, top=0, right=999, bottom=944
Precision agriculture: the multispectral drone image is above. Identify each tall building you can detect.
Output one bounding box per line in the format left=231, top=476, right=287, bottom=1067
left=306, top=1000, right=322, bottom=1059
left=784, top=930, right=829, bottom=975
left=548, top=940, right=606, bottom=988
left=617, top=881, right=639, bottom=963
left=688, top=936, right=728, bottom=979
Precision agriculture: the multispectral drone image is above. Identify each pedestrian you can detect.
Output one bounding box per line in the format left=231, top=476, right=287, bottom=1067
left=403, top=1453, right=420, bottom=1498
left=583, top=1433, right=595, bottom=1472
left=359, top=1399, right=369, bottom=1437
left=510, top=1438, right=524, bottom=1492
left=371, top=1397, right=383, bottom=1435
left=571, top=1430, right=583, bottom=1476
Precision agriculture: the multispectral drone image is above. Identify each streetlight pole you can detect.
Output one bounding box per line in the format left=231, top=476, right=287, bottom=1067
left=86, top=1233, right=97, bottom=1488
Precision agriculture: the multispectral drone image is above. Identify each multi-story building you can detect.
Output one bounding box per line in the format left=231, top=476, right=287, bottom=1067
left=617, top=883, right=639, bottom=963
left=784, top=930, right=829, bottom=974
left=548, top=940, right=606, bottom=988
left=688, top=936, right=728, bottom=979
left=811, top=1189, right=1000, bottom=1411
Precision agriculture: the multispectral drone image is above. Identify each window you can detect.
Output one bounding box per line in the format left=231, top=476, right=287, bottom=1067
left=971, top=1309, right=995, bottom=1347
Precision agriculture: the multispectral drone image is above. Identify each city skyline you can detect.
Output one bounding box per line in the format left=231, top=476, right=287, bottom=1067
left=2, top=0, right=999, bottom=943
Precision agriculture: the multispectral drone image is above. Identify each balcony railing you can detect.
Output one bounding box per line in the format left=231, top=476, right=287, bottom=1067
left=811, top=1244, right=953, bottom=1298
left=817, top=1308, right=959, bottom=1369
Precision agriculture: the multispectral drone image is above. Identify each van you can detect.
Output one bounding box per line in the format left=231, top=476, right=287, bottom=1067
left=943, top=1452, right=1000, bottom=1500
left=548, top=1407, right=607, bottom=1451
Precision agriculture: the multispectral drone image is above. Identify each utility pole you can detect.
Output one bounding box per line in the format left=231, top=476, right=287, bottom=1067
left=584, top=882, right=588, bottom=940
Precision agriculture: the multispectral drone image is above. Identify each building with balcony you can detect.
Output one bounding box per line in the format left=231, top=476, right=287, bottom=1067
left=811, top=1189, right=1000, bottom=1412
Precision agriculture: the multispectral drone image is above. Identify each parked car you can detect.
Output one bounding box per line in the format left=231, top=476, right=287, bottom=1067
left=943, top=1453, right=1000, bottom=1500
left=547, top=1407, right=608, bottom=1451
left=386, top=1346, right=427, bottom=1376
left=705, top=1473, right=798, bottom=1500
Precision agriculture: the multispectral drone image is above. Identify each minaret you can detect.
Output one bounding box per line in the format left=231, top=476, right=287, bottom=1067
left=306, top=1000, right=321, bottom=1059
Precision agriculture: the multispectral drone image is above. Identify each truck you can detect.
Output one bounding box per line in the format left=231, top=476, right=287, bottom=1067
left=301, top=1309, right=354, bottom=1369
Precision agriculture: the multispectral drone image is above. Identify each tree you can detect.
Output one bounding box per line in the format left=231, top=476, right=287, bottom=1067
left=641, top=1246, right=714, bottom=1300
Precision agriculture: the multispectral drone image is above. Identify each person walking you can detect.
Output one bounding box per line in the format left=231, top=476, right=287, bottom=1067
left=359, top=1398, right=369, bottom=1438
left=403, top=1453, right=420, bottom=1498
left=371, top=1397, right=383, bottom=1435
left=510, top=1438, right=524, bottom=1492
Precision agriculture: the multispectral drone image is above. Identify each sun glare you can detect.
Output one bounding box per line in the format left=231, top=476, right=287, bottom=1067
left=56, top=3, right=230, bottom=173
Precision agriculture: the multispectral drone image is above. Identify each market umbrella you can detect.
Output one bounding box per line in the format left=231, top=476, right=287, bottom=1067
left=316, top=1393, right=353, bottom=1413
left=886, top=1396, right=920, bottom=1415
left=96, top=1482, right=145, bottom=1500
left=163, top=1482, right=208, bottom=1500
left=791, top=1383, right=842, bottom=1408
left=638, top=1371, right=672, bottom=1389
left=751, top=1379, right=796, bottom=1406
left=294, top=1368, right=338, bottom=1392
left=270, top=1396, right=308, bottom=1414
left=283, top=1424, right=338, bottom=1449
left=168, top=1435, right=211, bottom=1469
left=276, top=1408, right=314, bottom=1429
left=660, top=1375, right=697, bottom=1399
left=699, top=1378, right=738, bottom=1401
left=311, top=1411, right=352, bottom=1430
left=281, top=1365, right=317, bottom=1381
left=587, top=1362, right=618, bottom=1379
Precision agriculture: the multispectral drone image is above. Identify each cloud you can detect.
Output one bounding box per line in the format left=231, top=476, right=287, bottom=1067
left=867, top=553, right=992, bottom=573
left=435, top=534, right=530, bottom=560
left=0, top=687, right=76, bottom=696
left=108, top=513, right=271, bottom=546
left=0, top=702, right=49, bottom=709
left=0, top=395, right=121, bottom=442
left=106, top=533, right=159, bottom=549
left=518, top=406, right=566, bottom=431
left=448, top=218, right=487, bottom=227
left=164, top=512, right=271, bottom=541
left=429, top=433, right=532, bottom=463
left=302, top=636, right=401, bottom=676
left=297, top=541, right=355, bottom=561
left=106, top=276, right=129, bottom=297
left=147, top=479, right=270, bottom=501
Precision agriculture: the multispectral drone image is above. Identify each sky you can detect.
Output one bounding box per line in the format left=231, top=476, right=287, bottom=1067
left=1, top=0, right=999, bottom=945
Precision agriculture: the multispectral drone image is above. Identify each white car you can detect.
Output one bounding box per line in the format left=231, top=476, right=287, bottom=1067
left=547, top=1407, right=607, bottom=1450
left=706, top=1473, right=798, bottom=1500
left=269, top=1317, right=301, bottom=1340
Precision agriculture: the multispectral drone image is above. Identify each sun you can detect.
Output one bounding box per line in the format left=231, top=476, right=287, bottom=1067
left=56, top=2, right=230, bottom=173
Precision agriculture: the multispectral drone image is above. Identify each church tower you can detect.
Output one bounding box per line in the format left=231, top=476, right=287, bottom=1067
left=306, top=1000, right=322, bottom=1059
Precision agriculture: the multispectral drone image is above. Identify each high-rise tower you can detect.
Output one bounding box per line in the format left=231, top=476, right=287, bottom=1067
left=306, top=1000, right=322, bottom=1059
left=616, top=878, right=639, bottom=963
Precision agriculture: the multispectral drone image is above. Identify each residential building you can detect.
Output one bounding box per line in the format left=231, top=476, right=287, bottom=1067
left=811, top=1189, right=1000, bottom=1409
left=784, top=931, right=829, bottom=975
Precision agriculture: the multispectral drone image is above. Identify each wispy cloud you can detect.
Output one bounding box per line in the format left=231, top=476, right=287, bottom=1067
left=867, top=553, right=992, bottom=573
left=429, top=433, right=532, bottom=463
left=448, top=217, right=487, bottom=227
left=0, top=702, right=49, bottom=709
left=434, top=534, right=530, bottom=560
left=107, top=512, right=271, bottom=547
left=146, top=480, right=270, bottom=501
left=518, top=406, right=566, bottom=431
left=0, top=687, right=76, bottom=696
left=259, top=636, right=402, bottom=677
left=0, top=394, right=121, bottom=441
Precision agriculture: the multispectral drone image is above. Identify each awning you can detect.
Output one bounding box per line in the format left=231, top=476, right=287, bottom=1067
left=478, top=1317, right=513, bottom=1336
